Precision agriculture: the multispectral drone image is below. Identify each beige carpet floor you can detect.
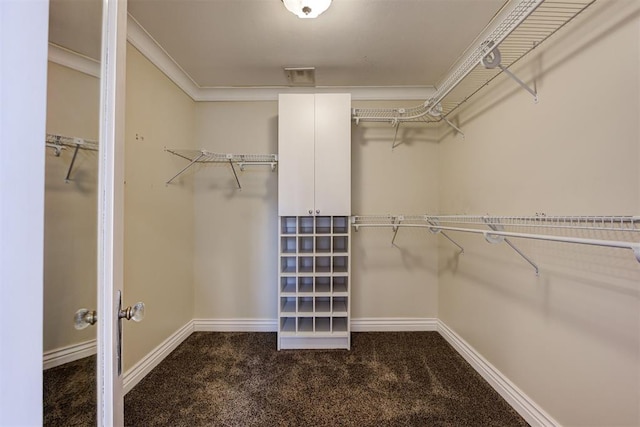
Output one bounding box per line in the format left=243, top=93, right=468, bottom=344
left=45, top=331, right=529, bottom=426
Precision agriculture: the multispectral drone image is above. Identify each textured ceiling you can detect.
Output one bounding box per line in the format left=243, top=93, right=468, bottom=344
left=49, top=0, right=508, bottom=89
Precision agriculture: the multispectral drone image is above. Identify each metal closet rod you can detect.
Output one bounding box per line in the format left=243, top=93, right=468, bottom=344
left=351, top=215, right=640, bottom=273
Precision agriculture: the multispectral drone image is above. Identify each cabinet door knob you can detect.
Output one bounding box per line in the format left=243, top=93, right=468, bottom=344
left=316, top=210, right=320, bottom=214
left=308, top=210, right=313, bottom=215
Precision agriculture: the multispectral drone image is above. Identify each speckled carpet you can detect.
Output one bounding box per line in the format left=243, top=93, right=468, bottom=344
left=45, top=332, right=529, bottom=427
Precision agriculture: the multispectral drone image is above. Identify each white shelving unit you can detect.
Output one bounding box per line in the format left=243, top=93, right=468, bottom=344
left=277, top=93, right=352, bottom=350
left=278, top=215, right=351, bottom=350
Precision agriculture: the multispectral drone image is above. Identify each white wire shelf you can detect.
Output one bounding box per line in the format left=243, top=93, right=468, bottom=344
left=45, top=133, right=99, bottom=182
left=351, top=214, right=640, bottom=273
left=165, top=148, right=278, bottom=188
left=351, top=0, right=595, bottom=126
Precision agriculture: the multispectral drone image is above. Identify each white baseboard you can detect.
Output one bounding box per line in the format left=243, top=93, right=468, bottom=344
left=436, top=320, right=559, bottom=427
left=193, top=318, right=277, bottom=332
left=123, top=321, right=194, bottom=395
left=350, top=317, right=439, bottom=332
left=43, top=339, right=97, bottom=370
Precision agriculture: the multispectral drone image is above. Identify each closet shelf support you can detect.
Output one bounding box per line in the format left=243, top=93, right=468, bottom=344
left=481, top=46, right=538, bottom=103
left=483, top=218, right=539, bottom=274
left=229, top=159, right=241, bottom=190
left=166, top=151, right=206, bottom=185
left=426, top=218, right=465, bottom=254
left=442, top=117, right=465, bottom=139
left=46, top=134, right=98, bottom=182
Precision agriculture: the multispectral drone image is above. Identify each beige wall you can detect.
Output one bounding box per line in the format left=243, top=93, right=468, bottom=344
left=192, top=102, right=279, bottom=319
left=192, top=100, right=439, bottom=320
left=351, top=104, right=440, bottom=319
left=123, top=44, right=196, bottom=370
left=437, top=1, right=640, bottom=425
left=44, top=62, right=99, bottom=352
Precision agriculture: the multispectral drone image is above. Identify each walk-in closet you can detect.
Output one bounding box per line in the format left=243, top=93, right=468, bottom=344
left=2, top=0, right=639, bottom=426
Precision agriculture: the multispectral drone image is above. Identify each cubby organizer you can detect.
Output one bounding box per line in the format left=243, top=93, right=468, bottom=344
left=165, top=148, right=277, bottom=189
left=278, top=216, right=351, bottom=350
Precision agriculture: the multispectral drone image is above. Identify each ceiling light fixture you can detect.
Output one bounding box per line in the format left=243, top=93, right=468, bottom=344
left=282, top=0, right=332, bottom=19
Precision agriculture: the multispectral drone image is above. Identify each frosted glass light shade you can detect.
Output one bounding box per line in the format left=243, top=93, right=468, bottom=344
left=282, top=0, right=332, bottom=18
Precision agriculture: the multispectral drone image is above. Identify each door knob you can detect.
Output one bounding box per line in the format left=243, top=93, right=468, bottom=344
left=119, top=301, right=145, bottom=322
left=74, top=308, right=97, bottom=330
left=308, top=209, right=313, bottom=215
left=316, top=209, right=320, bottom=214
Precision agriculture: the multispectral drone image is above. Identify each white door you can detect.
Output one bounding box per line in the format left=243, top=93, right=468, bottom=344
left=0, top=1, right=49, bottom=425
left=97, top=0, right=128, bottom=425
left=278, top=94, right=316, bottom=216
left=314, top=94, right=352, bottom=216
left=1, top=1, right=129, bottom=424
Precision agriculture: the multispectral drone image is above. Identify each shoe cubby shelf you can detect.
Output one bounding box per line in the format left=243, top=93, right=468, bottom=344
left=278, top=216, right=351, bottom=349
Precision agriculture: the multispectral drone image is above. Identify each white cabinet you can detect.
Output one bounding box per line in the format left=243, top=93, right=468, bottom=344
left=278, top=93, right=351, bottom=216
left=277, top=93, right=352, bottom=350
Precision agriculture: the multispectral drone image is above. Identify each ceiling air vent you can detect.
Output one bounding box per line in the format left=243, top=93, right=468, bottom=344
left=284, top=67, right=316, bottom=86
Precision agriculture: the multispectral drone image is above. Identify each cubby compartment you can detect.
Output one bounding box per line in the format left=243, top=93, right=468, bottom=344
left=315, top=317, right=331, bottom=332
left=298, top=236, right=314, bottom=253
left=280, top=317, right=296, bottom=333
left=315, top=236, right=331, bottom=253
left=332, top=297, right=348, bottom=314
left=280, top=297, right=296, bottom=313
left=281, top=257, right=296, bottom=273
left=315, top=297, right=331, bottom=313
left=332, top=317, right=348, bottom=333
left=315, top=276, right=331, bottom=293
left=281, top=217, right=297, bottom=234
left=298, top=317, right=313, bottom=332
left=315, top=216, right=331, bottom=234
left=315, top=256, right=331, bottom=273
left=298, top=297, right=313, bottom=313
left=332, top=276, right=348, bottom=294
left=281, top=236, right=296, bottom=253
left=298, top=277, right=313, bottom=294
left=278, top=215, right=350, bottom=349
left=332, top=236, right=348, bottom=253
left=298, top=216, right=314, bottom=234
left=281, top=277, right=296, bottom=294
left=332, top=256, right=348, bottom=273
left=333, top=216, right=349, bottom=234
left=298, top=256, right=313, bottom=273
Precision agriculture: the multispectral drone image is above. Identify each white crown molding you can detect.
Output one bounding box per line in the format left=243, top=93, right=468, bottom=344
left=48, top=43, right=100, bottom=78
left=126, top=13, right=435, bottom=102
left=351, top=317, right=438, bottom=332
left=43, top=339, right=97, bottom=370
left=123, top=320, right=194, bottom=395
left=436, top=320, right=559, bottom=427
left=126, top=14, right=201, bottom=99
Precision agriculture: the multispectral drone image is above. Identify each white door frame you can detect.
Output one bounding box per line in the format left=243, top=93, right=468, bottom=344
left=0, top=0, right=49, bottom=424
left=97, top=0, right=127, bottom=425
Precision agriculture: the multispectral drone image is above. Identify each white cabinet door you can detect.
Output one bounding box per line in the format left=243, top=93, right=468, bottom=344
left=314, top=94, right=351, bottom=216
left=278, top=94, right=315, bottom=216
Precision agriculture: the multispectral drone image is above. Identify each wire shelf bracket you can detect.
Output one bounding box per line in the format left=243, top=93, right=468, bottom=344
left=165, top=148, right=278, bottom=189
left=481, top=44, right=538, bottom=102
left=46, top=133, right=98, bottom=182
